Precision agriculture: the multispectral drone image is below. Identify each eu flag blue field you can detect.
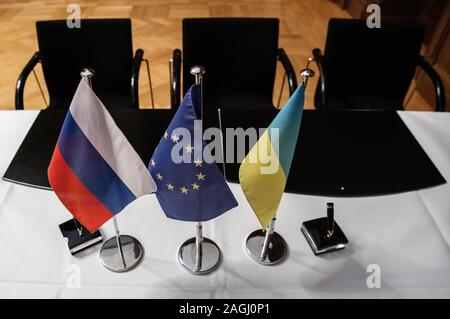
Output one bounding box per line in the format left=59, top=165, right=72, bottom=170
left=149, top=84, right=238, bottom=221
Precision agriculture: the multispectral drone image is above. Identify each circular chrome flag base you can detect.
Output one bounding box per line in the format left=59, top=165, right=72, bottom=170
left=99, top=235, right=143, bottom=272
left=178, top=237, right=221, bottom=275
left=245, top=230, right=287, bottom=265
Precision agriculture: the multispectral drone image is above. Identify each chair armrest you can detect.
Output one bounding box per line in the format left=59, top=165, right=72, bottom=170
left=15, top=52, right=40, bottom=110
left=131, top=48, right=144, bottom=108
left=170, top=49, right=182, bottom=109
left=276, top=48, right=297, bottom=96
left=312, top=48, right=326, bottom=109
left=417, top=55, right=446, bottom=112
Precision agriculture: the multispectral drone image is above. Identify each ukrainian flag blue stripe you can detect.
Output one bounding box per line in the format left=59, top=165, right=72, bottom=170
left=268, top=84, right=305, bottom=176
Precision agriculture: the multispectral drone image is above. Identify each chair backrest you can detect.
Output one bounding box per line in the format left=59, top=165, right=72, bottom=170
left=182, top=18, right=279, bottom=110
left=318, top=18, right=424, bottom=110
left=36, top=19, right=134, bottom=109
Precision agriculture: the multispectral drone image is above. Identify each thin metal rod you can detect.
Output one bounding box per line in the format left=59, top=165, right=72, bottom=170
left=195, top=75, right=203, bottom=120
left=32, top=69, right=48, bottom=107
left=301, top=57, right=314, bottom=89
left=190, top=65, right=205, bottom=121
left=80, top=68, right=94, bottom=89
left=190, top=66, right=206, bottom=272
left=326, top=202, right=335, bottom=238
left=217, top=108, right=227, bottom=179
left=113, top=216, right=120, bottom=237
left=72, top=218, right=83, bottom=237
left=276, top=72, right=287, bottom=109
left=200, top=76, right=203, bottom=121
left=195, top=222, right=203, bottom=271
left=194, top=73, right=202, bottom=85
left=260, top=218, right=276, bottom=261
left=143, top=59, right=155, bottom=109
left=113, top=216, right=127, bottom=269
left=305, top=57, right=312, bottom=70
left=84, top=74, right=93, bottom=88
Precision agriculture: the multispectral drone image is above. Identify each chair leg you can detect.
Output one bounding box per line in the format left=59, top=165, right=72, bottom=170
left=276, top=72, right=287, bottom=109
left=143, top=59, right=155, bottom=109
left=32, top=68, right=48, bottom=107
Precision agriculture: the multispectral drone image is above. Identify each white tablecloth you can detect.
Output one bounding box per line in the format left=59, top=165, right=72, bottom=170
left=0, top=110, right=449, bottom=299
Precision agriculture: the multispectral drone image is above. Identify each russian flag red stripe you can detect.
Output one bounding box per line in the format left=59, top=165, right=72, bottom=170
left=48, top=145, right=114, bottom=233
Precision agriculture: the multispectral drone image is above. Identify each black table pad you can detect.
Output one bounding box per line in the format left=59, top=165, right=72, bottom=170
left=2, top=108, right=446, bottom=196
left=3, top=109, right=175, bottom=190
left=217, top=108, right=446, bottom=196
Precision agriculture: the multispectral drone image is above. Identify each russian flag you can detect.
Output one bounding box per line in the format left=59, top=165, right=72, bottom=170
left=48, top=78, right=157, bottom=233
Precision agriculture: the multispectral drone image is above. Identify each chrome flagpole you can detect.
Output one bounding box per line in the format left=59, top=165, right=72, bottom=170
left=300, top=57, right=315, bottom=88
left=100, top=213, right=144, bottom=272
left=113, top=216, right=127, bottom=269
left=195, top=222, right=203, bottom=271
left=259, top=218, right=276, bottom=261
left=79, top=69, right=143, bottom=272
left=246, top=217, right=286, bottom=265
left=246, top=59, right=315, bottom=265
left=178, top=66, right=222, bottom=275
left=192, top=66, right=205, bottom=272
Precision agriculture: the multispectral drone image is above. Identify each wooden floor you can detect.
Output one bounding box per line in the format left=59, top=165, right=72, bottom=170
left=0, top=0, right=431, bottom=111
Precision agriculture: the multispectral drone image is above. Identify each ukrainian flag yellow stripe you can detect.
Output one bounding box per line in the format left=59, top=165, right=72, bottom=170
left=239, top=130, right=286, bottom=229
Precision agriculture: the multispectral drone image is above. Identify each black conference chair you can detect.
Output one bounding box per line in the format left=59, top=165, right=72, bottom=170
left=170, top=18, right=297, bottom=110
left=313, top=19, right=445, bottom=111
left=16, top=19, right=153, bottom=110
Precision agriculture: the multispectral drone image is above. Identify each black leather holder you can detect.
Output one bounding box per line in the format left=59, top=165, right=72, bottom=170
left=301, top=217, right=348, bottom=255
left=59, top=219, right=103, bottom=255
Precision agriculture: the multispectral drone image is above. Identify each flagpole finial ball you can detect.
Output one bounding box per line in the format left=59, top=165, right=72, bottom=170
left=300, top=68, right=315, bottom=78
left=80, top=68, right=95, bottom=78
left=190, top=65, right=205, bottom=77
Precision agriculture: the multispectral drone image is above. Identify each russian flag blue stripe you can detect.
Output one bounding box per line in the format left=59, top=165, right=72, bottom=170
left=57, top=111, right=136, bottom=215
left=48, top=145, right=114, bottom=233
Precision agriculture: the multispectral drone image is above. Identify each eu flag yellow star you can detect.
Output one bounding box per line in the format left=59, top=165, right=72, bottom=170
left=196, top=172, right=206, bottom=180
left=171, top=133, right=179, bottom=143
left=180, top=186, right=189, bottom=194
left=194, top=159, right=203, bottom=167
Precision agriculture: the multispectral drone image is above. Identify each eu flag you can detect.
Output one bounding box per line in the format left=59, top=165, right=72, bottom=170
left=149, top=84, right=238, bottom=221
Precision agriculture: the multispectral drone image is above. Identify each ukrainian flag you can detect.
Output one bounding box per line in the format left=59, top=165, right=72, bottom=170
left=239, top=84, right=305, bottom=229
